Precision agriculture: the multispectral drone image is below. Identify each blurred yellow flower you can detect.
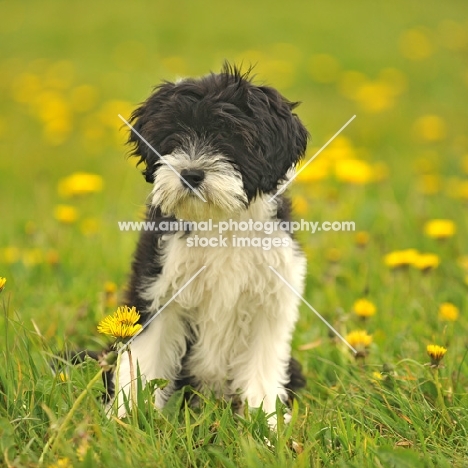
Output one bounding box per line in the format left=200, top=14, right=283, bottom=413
left=384, top=249, right=419, bottom=268
left=413, top=115, right=447, bottom=142
left=457, top=256, right=468, bottom=271
left=48, top=457, right=72, bottom=468
left=0, top=277, right=6, bottom=292
left=399, top=28, right=434, bottom=61
left=438, top=303, right=459, bottom=321
left=97, top=306, right=142, bottom=339
left=54, top=205, right=78, bottom=224
left=438, top=20, right=468, bottom=51
left=22, top=248, right=44, bottom=266
left=346, top=330, right=373, bottom=348
left=104, top=281, right=118, bottom=307
left=296, top=159, right=329, bottom=182
left=335, top=159, right=373, bottom=185
left=355, top=81, right=395, bottom=113
left=372, top=371, right=383, bottom=382
left=353, top=299, right=376, bottom=318
left=105, top=281, right=117, bottom=294
left=326, top=247, right=341, bottom=263
left=323, top=136, right=356, bottom=160
left=0, top=247, right=21, bottom=264
left=58, top=172, right=104, bottom=197
left=46, top=249, right=60, bottom=265
left=451, top=180, right=468, bottom=200
left=308, top=54, right=340, bottom=83
left=417, top=174, right=440, bottom=195
left=413, top=253, right=440, bottom=271
left=424, top=219, right=455, bottom=239
left=355, top=231, right=370, bottom=247
left=11, top=73, right=42, bottom=103
left=426, top=344, right=447, bottom=366
left=338, top=70, right=367, bottom=100
left=80, top=217, right=100, bottom=236
left=292, top=195, right=308, bottom=216
left=413, top=155, right=438, bottom=174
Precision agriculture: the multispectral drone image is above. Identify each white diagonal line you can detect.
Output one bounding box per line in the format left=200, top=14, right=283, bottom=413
left=268, top=266, right=357, bottom=354
left=121, top=265, right=207, bottom=352
left=118, top=114, right=207, bottom=203
left=268, top=114, right=356, bottom=202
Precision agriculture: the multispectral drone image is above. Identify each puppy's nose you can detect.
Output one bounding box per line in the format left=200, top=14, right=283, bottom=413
left=180, top=169, right=205, bottom=189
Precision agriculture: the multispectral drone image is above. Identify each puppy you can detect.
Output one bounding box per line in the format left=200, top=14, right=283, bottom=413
left=115, top=64, right=308, bottom=425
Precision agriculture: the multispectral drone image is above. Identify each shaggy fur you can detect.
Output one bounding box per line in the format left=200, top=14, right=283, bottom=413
left=114, top=64, right=309, bottom=425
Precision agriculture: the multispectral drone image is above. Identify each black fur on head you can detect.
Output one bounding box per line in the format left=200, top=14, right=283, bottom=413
left=127, top=62, right=309, bottom=200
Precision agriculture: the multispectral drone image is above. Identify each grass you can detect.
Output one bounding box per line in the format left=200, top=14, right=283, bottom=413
left=2, top=0, right=468, bottom=466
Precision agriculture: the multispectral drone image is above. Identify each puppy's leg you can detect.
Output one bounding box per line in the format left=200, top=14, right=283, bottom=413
left=231, top=274, right=303, bottom=428
left=110, top=306, right=187, bottom=417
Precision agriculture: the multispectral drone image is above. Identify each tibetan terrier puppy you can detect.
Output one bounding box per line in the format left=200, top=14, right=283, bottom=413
left=114, top=64, right=308, bottom=425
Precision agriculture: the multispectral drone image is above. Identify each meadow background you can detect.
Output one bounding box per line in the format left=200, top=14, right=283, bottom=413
left=1, top=0, right=468, bottom=466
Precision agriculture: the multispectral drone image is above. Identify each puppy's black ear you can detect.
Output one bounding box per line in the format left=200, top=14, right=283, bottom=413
left=127, top=82, right=177, bottom=183
left=248, top=86, right=309, bottom=193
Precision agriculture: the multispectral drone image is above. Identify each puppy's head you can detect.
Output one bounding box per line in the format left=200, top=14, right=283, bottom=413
left=128, top=63, right=308, bottom=221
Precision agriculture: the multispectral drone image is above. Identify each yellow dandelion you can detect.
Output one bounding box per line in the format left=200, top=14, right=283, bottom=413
left=427, top=344, right=447, bottom=366
left=413, top=115, right=447, bottom=142
left=97, top=306, right=142, bottom=339
left=371, top=371, right=384, bottom=382
left=438, top=303, right=459, bottom=322
left=47, top=457, right=72, bottom=468
left=326, top=247, right=341, bottom=263
left=355, top=231, right=370, bottom=247
left=335, top=159, right=373, bottom=185
left=104, top=281, right=117, bottom=294
left=417, top=174, right=440, bottom=195
left=46, top=249, right=60, bottom=265
left=355, top=81, right=395, bottom=113
left=54, top=205, right=78, bottom=224
left=292, top=195, right=308, bottom=216
left=296, top=158, right=329, bottom=182
left=58, top=172, right=104, bottom=197
left=0, top=277, right=6, bottom=292
left=399, top=28, right=434, bottom=61
left=80, top=217, right=100, bottom=236
left=424, top=219, right=456, bottom=239
left=353, top=299, right=376, bottom=318
left=346, top=330, right=373, bottom=348
left=413, top=253, right=440, bottom=272
left=457, top=255, right=468, bottom=271
left=0, top=247, right=21, bottom=264
left=384, top=249, right=419, bottom=268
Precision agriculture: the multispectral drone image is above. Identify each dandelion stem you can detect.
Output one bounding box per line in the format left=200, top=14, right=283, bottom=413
left=127, top=347, right=137, bottom=414
left=113, top=349, right=122, bottom=416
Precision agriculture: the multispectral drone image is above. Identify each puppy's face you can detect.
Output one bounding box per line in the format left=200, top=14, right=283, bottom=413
left=128, top=64, right=308, bottom=221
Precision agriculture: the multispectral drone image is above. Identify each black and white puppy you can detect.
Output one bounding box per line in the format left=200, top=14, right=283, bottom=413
left=116, top=64, right=308, bottom=425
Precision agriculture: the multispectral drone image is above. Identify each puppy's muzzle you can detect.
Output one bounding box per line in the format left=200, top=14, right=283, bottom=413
left=180, top=169, right=205, bottom=189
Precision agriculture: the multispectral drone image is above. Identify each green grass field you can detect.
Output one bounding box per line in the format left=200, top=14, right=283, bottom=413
left=2, top=1, right=468, bottom=466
